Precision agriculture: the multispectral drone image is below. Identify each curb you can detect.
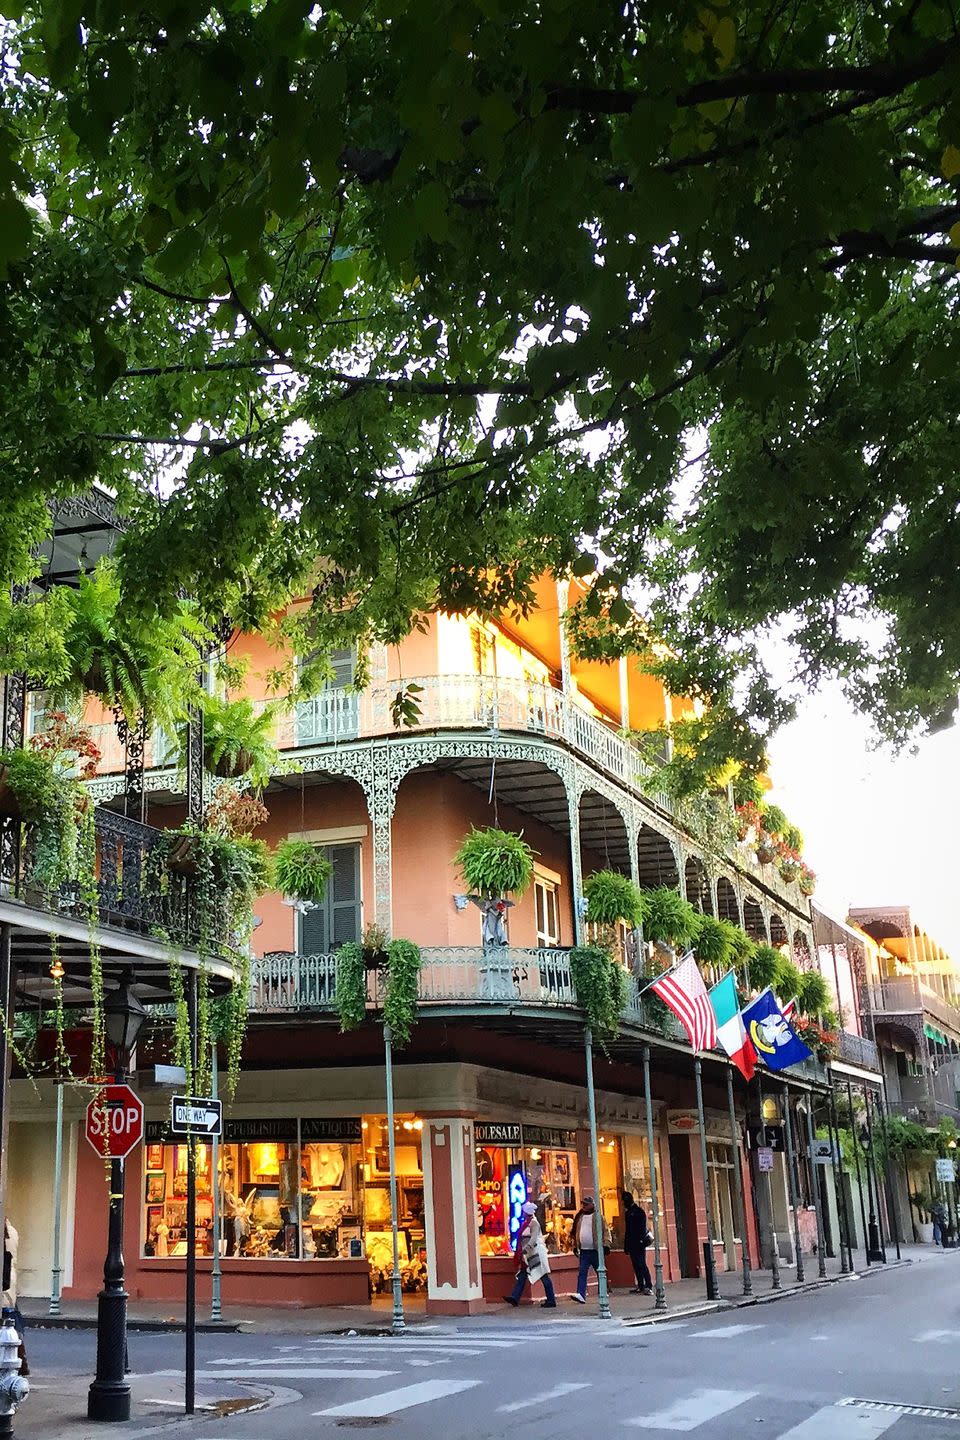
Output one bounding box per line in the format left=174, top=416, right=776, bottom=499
left=23, top=1315, right=242, bottom=1334
left=621, top=1259, right=911, bottom=1327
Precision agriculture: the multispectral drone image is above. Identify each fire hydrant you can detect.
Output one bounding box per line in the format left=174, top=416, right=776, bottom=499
left=0, top=1307, right=28, bottom=1438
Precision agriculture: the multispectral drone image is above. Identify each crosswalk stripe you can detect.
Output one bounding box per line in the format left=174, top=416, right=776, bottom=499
left=687, top=1324, right=762, bottom=1340
left=152, top=1367, right=398, bottom=1381
left=314, top=1378, right=482, bottom=1418
left=624, top=1388, right=755, bottom=1430
left=208, top=1356, right=373, bottom=1366
left=307, top=1336, right=521, bottom=1348
left=306, top=1342, right=488, bottom=1355
left=916, top=1329, right=960, bottom=1343
left=498, top=1383, right=592, bottom=1412
left=778, top=1405, right=901, bottom=1440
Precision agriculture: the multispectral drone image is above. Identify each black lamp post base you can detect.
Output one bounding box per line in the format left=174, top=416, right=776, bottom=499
left=88, top=1284, right=131, bottom=1423
left=87, top=1380, right=131, bottom=1423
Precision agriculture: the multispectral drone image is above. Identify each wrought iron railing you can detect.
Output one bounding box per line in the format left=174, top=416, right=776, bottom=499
left=0, top=804, right=235, bottom=957
left=870, top=976, right=960, bottom=1036
left=836, top=1030, right=881, bottom=1071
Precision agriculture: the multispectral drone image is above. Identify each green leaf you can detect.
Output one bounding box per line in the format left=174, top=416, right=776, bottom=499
left=0, top=191, right=33, bottom=274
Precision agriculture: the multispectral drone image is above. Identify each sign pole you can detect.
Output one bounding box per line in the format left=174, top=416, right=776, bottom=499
left=642, top=1045, right=667, bottom=1312
left=210, top=1046, right=222, bottom=1324
left=185, top=971, right=198, bottom=1417
left=584, top=1027, right=612, bottom=1319
left=693, top=1057, right=720, bottom=1300
left=725, top=1068, right=751, bottom=1296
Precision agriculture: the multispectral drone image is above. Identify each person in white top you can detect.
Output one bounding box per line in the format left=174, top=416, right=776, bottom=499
left=504, top=1202, right=557, bottom=1308
left=570, top=1194, right=611, bottom=1304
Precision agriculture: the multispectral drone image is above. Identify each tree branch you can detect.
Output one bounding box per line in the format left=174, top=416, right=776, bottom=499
left=545, top=38, right=958, bottom=113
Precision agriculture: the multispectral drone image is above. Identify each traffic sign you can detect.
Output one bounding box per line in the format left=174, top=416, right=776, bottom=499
left=85, top=1084, right=144, bottom=1161
left=171, top=1096, right=222, bottom=1137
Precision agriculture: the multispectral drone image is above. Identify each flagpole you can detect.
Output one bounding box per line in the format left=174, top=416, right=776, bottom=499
left=633, top=951, right=687, bottom=1002
left=781, top=1082, right=805, bottom=1283
left=725, top=1067, right=751, bottom=1297
left=642, top=1044, right=667, bottom=1312
left=693, top=1055, right=720, bottom=1301
left=757, top=1071, right=781, bottom=1290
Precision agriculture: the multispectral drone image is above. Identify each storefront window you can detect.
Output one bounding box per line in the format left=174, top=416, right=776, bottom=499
left=524, top=1127, right=579, bottom=1252
left=475, top=1124, right=525, bottom=1256
left=362, top=1116, right=426, bottom=1291
left=143, top=1118, right=364, bottom=1261
left=706, top=1140, right=739, bottom=1258
left=597, top=1135, right=624, bottom=1241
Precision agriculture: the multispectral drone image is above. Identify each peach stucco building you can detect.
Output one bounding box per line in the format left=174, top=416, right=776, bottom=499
left=9, top=576, right=822, bottom=1314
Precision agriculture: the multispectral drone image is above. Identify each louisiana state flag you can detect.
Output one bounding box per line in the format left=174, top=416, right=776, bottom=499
left=740, top=988, right=812, bottom=1071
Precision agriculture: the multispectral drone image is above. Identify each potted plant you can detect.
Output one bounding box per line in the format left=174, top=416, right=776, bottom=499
left=454, top=826, right=536, bottom=901
left=583, top=870, right=644, bottom=929
left=274, top=839, right=331, bottom=907
left=199, top=695, right=280, bottom=787
left=755, top=835, right=778, bottom=866
left=640, top=887, right=699, bottom=952
left=911, top=1192, right=934, bottom=1243
left=692, top=915, right=736, bottom=971
left=56, top=559, right=205, bottom=722
left=747, top=943, right=782, bottom=993
left=798, top=864, right=816, bottom=897
left=796, top=970, right=831, bottom=1017
left=778, top=849, right=802, bottom=884
left=361, top=922, right=389, bottom=970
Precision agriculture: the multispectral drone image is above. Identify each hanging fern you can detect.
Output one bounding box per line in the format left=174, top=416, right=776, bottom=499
left=692, top=915, right=735, bottom=969
left=383, top=939, right=422, bottom=1047
left=274, top=839, right=332, bottom=905
left=727, top=927, right=756, bottom=969
left=774, top=956, right=804, bottom=1004
left=796, top=970, right=831, bottom=1017
left=335, top=941, right=367, bottom=1032
left=571, top=944, right=629, bottom=1042
left=454, top=826, right=536, bottom=897
left=197, top=695, right=281, bottom=788
left=640, top=887, right=699, bottom=948
left=748, top=944, right=782, bottom=993
left=584, top=870, right=644, bottom=928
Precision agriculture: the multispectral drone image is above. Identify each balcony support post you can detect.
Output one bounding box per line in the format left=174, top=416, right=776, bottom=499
left=828, top=1086, right=853, bottom=1272
left=643, top=1045, right=667, bottom=1310
left=383, top=1023, right=405, bottom=1333
left=567, top=779, right=584, bottom=945
left=803, top=1098, right=828, bottom=1278
left=726, top=1068, right=752, bottom=1296
left=583, top=1027, right=612, bottom=1319
left=845, top=1078, right=871, bottom=1266
left=781, top=1085, right=804, bottom=1282
left=876, top=1079, right=902, bottom=1260
left=861, top=1082, right=886, bottom=1262
left=556, top=580, right=572, bottom=696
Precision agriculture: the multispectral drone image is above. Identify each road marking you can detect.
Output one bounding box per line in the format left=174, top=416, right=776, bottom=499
left=308, top=1336, right=518, bottom=1348
left=315, top=1378, right=482, bottom=1418
left=624, top=1388, right=754, bottom=1430
left=916, top=1329, right=960, bottom=1343
left=498, top=1382, right=591, bottom=1412
left=687, top=1324, right=762, bottom=1339
left=779, top=1405, right=901, bottom=1439
left=839, top=1397, right=960, bottom=1422
left=152, top=1367, right=398, bottom=1381
left=208, top=1356, right=372, bottom=1366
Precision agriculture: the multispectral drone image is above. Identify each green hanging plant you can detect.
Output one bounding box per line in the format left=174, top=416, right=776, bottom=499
left=454, top=826, right=536, bottom=897
left=727, top=927, right=756, bottom=969
left=640, top=887, right=699, bottom=948
left=570, top=943, right=629, bottom=1042
left=761, top=804, right=789, bottom=838
left=773, top=955, right=804, bottom=1004
left=796, top=970, right=831, bottom=1017
left=747, top=943, right=781, bottom=993
left=692, top=915, right=736, bottom=969
left=583, top=870, right=644, bottom=928
left=210, top=946, right=253, bottom=1099
left=195, top=694, right=281, bottom=788
left=335, top=941, right=367, bottom=1032
left=383, top=938, right=422, bottom=1048
left=274, top=839, right=332, bottom=905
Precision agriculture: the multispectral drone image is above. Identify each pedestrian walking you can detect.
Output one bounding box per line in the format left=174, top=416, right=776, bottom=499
left=3, top=1220, right=28, bottom=1376
left=622, top=1190, right=652, bottom=1295
left=932, top=1199, right=947, bottom=1247
left=570, top=1194, right=611, bottom=1304
left=504, top=1201, right=557, bottom=1308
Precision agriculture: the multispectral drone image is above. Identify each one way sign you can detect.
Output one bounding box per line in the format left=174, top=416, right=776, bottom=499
left=170, top=1096, right=223, bottom=1137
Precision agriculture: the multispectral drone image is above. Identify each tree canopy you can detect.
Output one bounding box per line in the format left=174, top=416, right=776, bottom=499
left=2, top=0, right=959, bottom=759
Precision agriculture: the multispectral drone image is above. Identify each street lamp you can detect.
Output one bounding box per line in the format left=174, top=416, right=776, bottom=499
left=87, top=973, right=148, bottom=1424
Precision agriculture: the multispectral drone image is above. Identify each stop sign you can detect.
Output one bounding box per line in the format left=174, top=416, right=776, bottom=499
left=85, top=1084, right=144, bottom=1162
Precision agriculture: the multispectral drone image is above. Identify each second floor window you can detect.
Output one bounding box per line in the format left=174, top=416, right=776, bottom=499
left=298, top=843, right=362, bottom=954
left=535, top=876, right=560, bottom=948
left=295, top=648, right=359, bottom=745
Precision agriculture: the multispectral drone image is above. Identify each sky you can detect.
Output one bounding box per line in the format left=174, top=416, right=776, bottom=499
left=766, top=683, right=960, bottom=959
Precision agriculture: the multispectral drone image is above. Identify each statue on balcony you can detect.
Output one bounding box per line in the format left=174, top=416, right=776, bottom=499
left=469, top=894, right=514, bottom=949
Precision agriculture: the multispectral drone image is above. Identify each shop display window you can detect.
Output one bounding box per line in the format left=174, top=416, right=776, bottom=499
left=361, top=1116, right=426, bottom=1292
left=476, top=1145, right=525, bottom=1256
left=525, top=1143, right=579, bottom=1252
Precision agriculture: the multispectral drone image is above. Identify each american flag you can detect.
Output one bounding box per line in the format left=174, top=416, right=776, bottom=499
left=651, top=952, right=718, bottom=1053
left=780, top=995, right=796, bottom=1020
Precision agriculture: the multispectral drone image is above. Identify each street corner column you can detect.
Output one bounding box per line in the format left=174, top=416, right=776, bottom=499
left=422, top=1118, right=485, bottom=1314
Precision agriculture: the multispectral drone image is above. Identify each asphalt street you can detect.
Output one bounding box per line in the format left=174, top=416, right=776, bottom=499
left=24, top=1251, right=960, bottom=1440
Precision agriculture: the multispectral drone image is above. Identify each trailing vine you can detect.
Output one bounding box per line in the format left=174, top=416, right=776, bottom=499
left=195, top=963, right=211, bottom=1097
left=167, top=950, right=193, bottom=1093
left=222, top=946, right=252, bottom=1099
left=570, top=943, right=629, bottom=1045
left=78, top=801, right=106, bottom=1083
left=335, top=941, right=367, bottom=1032
left=383, top=939, right=421, bottom=1048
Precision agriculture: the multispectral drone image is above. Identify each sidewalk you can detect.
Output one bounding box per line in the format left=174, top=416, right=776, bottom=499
left=23, top=1243, right=941, bottom=1336
left=14, top=1369, right=273, bottom=1440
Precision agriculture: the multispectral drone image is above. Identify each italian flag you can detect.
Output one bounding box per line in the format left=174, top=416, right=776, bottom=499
left=709, top=973, right=757, bottom=1081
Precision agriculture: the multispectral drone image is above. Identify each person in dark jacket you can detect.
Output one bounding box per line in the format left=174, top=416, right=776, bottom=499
left=622, top=1190, right=652, bottom=1295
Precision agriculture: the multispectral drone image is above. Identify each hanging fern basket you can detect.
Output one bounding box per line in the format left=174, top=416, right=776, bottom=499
left=209, top=746, right=255, bottom=779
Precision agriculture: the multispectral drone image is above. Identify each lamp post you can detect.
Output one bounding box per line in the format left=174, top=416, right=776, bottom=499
left=87, top=974, right=147, bottom=1424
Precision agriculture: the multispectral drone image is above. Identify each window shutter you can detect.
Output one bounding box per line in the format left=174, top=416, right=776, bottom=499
left=298, top=844, right=361, bottom=954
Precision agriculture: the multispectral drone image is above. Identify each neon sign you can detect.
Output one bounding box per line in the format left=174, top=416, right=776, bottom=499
left=508, top=1167, right=527, bottom=1245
